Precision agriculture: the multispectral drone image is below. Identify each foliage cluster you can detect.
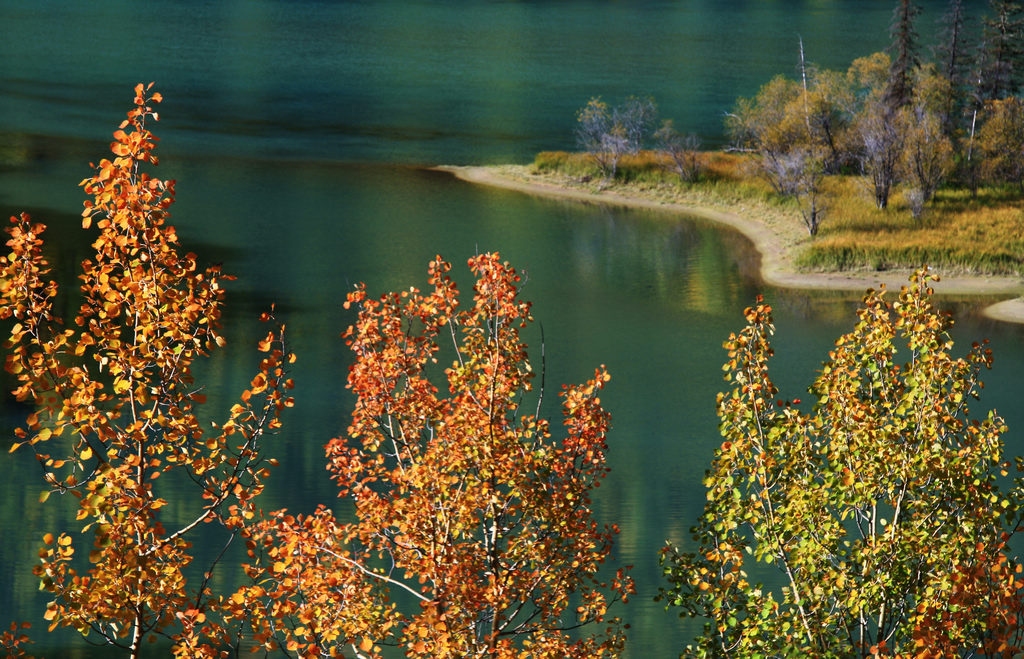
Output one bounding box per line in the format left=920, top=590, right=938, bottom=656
left=233, top=252, right=633, bottom=658
left=0, top=87, right=632, bottom=658
left=0, top=83, right=295, bottom=658
left=661, top=269, right=1024, bottom=656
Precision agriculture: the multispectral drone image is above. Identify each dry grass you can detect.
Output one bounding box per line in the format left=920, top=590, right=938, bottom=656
left=534, top=151, right=1024, bottom=276
left=533, top=150, right=784, bottom=207
left=800, top=177, right=1024, bottom=274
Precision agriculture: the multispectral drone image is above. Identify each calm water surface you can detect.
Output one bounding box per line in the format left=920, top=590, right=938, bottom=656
left=1, top=2, right=1019, bottom=656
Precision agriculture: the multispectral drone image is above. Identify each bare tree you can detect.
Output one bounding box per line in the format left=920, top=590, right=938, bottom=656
left=614, top=95, right=658, bottom=154
left=655, top=120, right=702, bottom=182
left=857, top=102, right=904, bottom=209
left=576, top=97, right=621, bottom=179
left=764, top=146, right=828, bottom=236
left=576, top=96, right=658, bottom=181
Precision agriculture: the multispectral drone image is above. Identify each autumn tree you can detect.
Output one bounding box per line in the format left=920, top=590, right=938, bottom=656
left=901, top=118, right=952, bottom=209
left=976, top=96, right=1024, bottom=189
left=234, top=254, right=633, bottom=658
left=728, top=50, right=886, bottom=177
left=727, top=71, right=842, bottom=236
left=804, top=68, right=858, bottom=173
left=0, top=84, right=294, bottom=657
left=727, top=75, right=809, bottom=163
left=660, top=269, right=1024, bottom=657
left=898, top=69, right=955, bottom=213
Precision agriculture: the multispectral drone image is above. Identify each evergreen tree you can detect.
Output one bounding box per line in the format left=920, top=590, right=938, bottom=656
left=885, top=0, right=922, bottom=109
left=935, top=0, right=970, bottom=85
left=933, top=0, right=972, bottom=135
left=977, top=0, right=1024, bottom=100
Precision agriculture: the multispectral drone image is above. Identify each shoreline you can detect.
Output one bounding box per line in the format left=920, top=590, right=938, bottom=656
left=436, top=164, right=1024, bottom=325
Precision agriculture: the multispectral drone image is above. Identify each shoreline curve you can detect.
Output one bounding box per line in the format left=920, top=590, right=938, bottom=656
left=436, top=164, right=1024, bottom=325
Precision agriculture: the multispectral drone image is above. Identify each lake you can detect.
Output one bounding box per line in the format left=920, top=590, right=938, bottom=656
left=1, top=1, right=1020, bottom=656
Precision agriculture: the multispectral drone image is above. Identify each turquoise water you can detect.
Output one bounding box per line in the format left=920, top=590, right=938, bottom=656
left=1, top=2, right=1020, bottom=656
left=2, top=1, right=985, bottom=164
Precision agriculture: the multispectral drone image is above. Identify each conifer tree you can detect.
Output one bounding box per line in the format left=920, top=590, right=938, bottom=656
left=885, top=0, right=922, bottom=109
left=933, top=0, right=972, bottom=136
left=977, top=0, right=1024, bottom=100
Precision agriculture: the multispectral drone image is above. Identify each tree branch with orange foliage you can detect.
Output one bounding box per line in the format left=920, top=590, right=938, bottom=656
left=0, top=84, right=294, bottom=658
left=234, top=254, right=633, bottom=658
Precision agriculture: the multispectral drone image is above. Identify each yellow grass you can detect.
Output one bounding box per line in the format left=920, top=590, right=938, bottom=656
left=801, top=178, right=1024, bottom=274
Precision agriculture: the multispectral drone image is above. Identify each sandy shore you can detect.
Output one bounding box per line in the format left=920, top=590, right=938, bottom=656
left=437, top=165, right=1024, bottom=325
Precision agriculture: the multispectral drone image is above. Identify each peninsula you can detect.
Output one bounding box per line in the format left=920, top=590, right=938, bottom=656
left=439, top=164, right=1024, bottom=324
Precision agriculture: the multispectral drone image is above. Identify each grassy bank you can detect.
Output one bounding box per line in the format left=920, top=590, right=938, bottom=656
left=531, top=150, right=1024, bottom=277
